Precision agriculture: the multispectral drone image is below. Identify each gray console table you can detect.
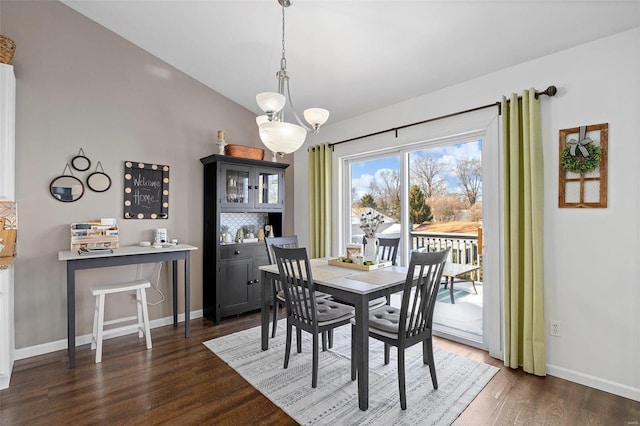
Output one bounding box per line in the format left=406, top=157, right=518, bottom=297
left=58, top=244, right=198, bottom=368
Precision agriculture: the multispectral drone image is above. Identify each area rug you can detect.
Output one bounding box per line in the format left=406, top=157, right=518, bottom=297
left=204, top=321, right=498, bottom=425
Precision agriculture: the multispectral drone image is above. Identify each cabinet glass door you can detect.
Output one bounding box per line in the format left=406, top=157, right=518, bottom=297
left=257, top=170, right=281, bottom=206
left=224, top=168, right=250, bottom=205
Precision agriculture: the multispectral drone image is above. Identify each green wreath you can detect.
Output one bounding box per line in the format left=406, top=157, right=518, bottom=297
left=561, top=144, right=601, bottom=174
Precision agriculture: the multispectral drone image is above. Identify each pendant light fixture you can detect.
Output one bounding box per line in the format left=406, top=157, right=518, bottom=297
left=256, top=0, right=329, bottom=161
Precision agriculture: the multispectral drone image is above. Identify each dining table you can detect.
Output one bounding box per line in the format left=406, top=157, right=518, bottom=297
left=259, top=258, right=409, bottom=411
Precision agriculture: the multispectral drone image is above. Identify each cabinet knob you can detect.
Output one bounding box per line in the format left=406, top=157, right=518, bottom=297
left=234, top=250, right=240, bottom=255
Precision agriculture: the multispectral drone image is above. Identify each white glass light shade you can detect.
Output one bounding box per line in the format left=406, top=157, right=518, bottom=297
left=256, top=115, right=269, bottom=126
left=256, top=92, right=286, bottom=114
left=258, top=121, right=307, bottom=154
left=303, top=108, right=330, bottom=128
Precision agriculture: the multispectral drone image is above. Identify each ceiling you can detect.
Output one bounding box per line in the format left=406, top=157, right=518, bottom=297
left=61, top=1, right=640, bottom=125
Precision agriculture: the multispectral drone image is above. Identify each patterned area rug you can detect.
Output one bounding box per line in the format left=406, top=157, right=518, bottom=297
left=204, top=321, right=498, bottom=425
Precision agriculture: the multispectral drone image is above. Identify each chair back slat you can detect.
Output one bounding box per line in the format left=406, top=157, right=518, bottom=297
left=362, top=236, right=400, bottom=265
left=265, top=235, right=299, bottom=264
left=399, top=248, right=450, bottom=341
left=273, top=246, right=316, bottom=328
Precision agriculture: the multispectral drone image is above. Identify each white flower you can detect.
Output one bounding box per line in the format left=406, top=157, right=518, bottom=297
left=359, top=208, right=384, bottom=238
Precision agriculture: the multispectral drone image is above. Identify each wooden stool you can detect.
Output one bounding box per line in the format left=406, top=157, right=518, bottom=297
left=91, top=279, right=152, bottom=363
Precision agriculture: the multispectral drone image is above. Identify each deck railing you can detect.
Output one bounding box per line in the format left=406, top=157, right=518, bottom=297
left=410, top=231, right=480, bottom=271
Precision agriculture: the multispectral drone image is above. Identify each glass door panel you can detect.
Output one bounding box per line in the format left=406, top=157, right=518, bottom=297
left=408, top=140, right=484, bottom=344
left=257, top=171, right=280, bottom=205
left=224, top=168, right=250, bottom=205
left=348, top=155, right=402, bottom=261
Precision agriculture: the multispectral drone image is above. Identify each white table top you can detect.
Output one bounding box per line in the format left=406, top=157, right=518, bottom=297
left=442, top=262, right=480, bottom=278
left=58, top=243, right=198, bottom=261
left=260, top=258, right=408, bottom=295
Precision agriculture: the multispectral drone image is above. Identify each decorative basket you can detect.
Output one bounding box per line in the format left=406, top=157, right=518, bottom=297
left=0, top=35, right=16, bottom=65
left=225, top=144, right=265, bottom=160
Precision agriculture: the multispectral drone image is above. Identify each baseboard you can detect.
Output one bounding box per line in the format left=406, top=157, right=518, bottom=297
left=547, top=363, right=640, bottom=402
left=14, top=310, right=203, bottom=361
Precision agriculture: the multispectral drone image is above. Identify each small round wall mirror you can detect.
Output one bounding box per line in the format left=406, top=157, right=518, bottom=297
left=87, top=161, right=111, bottom=192
left=50, top=173, right=85, bottom=202
left=71, top=148, right=91, bottom=172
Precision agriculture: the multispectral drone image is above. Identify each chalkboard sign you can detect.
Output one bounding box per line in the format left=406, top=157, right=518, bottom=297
left=123, top=161, right=169, bottom=219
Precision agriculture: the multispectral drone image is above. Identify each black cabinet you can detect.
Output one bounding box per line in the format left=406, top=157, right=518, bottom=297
left=200, top=154, right=288, bottom=323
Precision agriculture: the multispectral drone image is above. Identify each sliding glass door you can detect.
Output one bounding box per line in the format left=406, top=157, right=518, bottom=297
left=408, top=140, right=484, bottom=345
left=345, top=136, right=491, bottom=349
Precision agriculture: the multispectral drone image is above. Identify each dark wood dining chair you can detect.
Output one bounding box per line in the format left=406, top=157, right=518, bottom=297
left=351, top=247, right=450, bottom=410
left=273, top=246, right=355, bottom=388
left=265, top=235, right=299, bottom=338
left=265, top=236, right=332, bottom=348
left=362, top=236, right=400, bottom=266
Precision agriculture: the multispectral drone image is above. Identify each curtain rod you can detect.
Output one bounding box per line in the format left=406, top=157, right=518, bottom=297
left=326, top=85, right=557, bottom=149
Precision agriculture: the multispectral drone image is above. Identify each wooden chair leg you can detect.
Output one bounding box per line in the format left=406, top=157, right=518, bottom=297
left=424, top=338, right=438, bottom=389
left=328, top=329, right=334, bottom=348
left=296, top=328, right=302, bottom=353
left=271, top=299, right=279, bottom=338
left=284, top=323, right=292, bottom=369
left=312, top=333, right=319, bottom=388
left=321, top=331, right=327, bottom=351
left=384, top=343, right=390, bottom=365
left=398, top=348, right=406, bottom=410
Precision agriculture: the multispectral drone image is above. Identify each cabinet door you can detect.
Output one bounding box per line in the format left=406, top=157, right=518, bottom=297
left=219, top=164, right=252, bottom=209
left=249, top=253, right=270, bottom=308
left=255, top=168, right=285, bottom=209
left=219, top=258, right=252, bottom=315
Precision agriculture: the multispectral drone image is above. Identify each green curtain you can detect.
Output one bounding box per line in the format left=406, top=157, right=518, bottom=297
left=308, top=143, right=332, bottom=258
left=502, top=90, right=546, bottom=376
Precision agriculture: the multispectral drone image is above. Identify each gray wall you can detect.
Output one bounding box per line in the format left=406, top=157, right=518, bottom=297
left=2, top=0, right=293, bottom=349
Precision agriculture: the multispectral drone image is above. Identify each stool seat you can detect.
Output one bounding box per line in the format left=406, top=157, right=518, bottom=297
left=91, top=279, right=152, bottom=363
left=92, top=279, right=151, bottom=295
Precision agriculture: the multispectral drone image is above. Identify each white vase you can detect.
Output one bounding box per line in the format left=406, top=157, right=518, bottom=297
left=363, top=236, right=380, bottom=264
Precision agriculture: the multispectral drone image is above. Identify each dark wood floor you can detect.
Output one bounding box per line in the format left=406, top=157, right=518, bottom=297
left=1, top=312, right=639, bottom=425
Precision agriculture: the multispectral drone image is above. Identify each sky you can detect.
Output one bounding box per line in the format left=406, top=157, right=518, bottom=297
left=350, top=140, right=482, bottom=201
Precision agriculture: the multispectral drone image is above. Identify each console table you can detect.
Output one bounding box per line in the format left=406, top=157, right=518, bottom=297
left=58, top=244, right=197, bottom=368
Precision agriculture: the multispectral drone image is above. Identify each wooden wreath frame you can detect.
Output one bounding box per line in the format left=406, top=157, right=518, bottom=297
left=558, top=123, right=608, bottom=208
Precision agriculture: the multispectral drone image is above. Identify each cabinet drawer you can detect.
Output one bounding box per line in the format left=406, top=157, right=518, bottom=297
left=220, top=243, right=266, bottom=260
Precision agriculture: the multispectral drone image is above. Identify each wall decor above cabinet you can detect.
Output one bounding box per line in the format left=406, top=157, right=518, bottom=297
left=123, top=161, right=169, bottom=219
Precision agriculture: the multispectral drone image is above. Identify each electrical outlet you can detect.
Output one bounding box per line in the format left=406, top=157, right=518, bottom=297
left=550, top=320, right=561, bottom=337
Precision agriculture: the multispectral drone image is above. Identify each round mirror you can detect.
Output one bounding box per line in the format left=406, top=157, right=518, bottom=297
left=87, top=171, right=111, bottom=192
left=71, top=154, right=91, bottom=171
left=50, top=175, right=85, bottom=202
